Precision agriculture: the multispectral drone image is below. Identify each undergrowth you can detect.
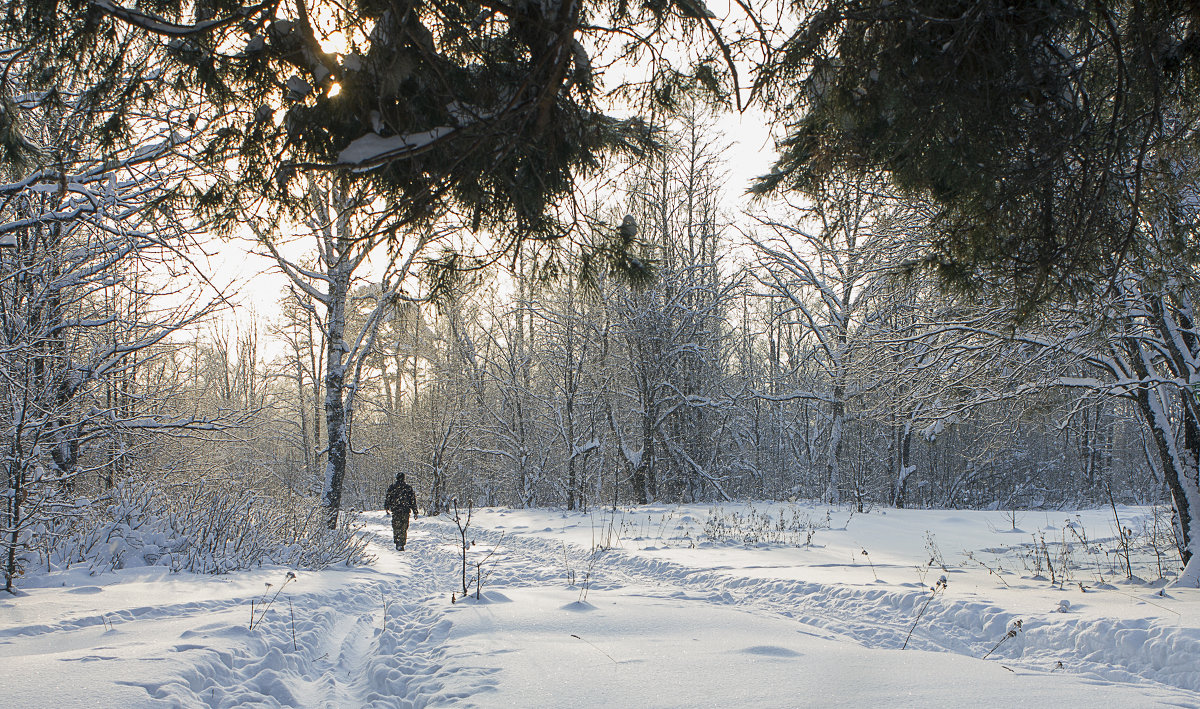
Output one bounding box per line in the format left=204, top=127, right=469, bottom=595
left=15, top=474, right=373, bottom=584
left=703, top=505, right=833, bottom=547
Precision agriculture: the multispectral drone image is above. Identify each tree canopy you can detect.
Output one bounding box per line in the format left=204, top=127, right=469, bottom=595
left=3, top=0, right=740, bottom=238
left=756, top=0, right=1200, bottom=310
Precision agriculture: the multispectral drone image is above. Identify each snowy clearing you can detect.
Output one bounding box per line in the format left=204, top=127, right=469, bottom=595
left=3, top=502, right=1199, bottom=707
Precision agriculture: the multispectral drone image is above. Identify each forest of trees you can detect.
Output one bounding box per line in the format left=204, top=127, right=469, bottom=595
left=238, top=109, right=1165, bottom=520
left=4, top=0, right=1200, bottom=590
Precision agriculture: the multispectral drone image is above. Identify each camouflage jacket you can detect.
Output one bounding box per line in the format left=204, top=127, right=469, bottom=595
left=385, top=481, right=419, bottom=516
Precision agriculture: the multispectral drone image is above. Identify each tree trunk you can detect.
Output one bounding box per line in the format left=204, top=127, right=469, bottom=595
left=827, top=383, right=844, bottom=505
left=321, top=263, right=350, bottom=529
left=4, top=451, right=23, bottom=593
left=637, top=396, right=655, bottom=505
left=893, top=421, right=915, bottom=508
left=295, top=351, right=313, bottom=482
left=1123, top=331, right=1200, bottom=584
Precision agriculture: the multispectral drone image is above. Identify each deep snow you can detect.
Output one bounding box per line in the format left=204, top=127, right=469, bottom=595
left=3, top=502, right=1199, bottom=707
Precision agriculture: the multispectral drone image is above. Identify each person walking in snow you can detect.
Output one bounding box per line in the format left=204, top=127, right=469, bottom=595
left=384, top=472, right=420, bottom=550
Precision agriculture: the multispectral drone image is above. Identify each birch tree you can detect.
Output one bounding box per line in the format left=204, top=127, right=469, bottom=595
left=253, top=177, right=434, bottom=528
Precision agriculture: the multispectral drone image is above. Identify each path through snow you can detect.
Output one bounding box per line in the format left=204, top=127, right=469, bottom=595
left=3, top=504, right=1199, bottom=707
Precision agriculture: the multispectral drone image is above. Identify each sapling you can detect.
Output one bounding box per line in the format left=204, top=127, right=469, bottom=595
left=469, top=535, right=505, bottom=600
left=1147, top=505, right=1184, bottom=580
left=902, top=575, right=947, bottom=650
left=446, top=498, right=505, bottom=599
left=448, top=499, right=474, bottom=597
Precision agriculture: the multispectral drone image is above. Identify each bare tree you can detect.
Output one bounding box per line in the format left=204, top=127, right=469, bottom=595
left=748, top=175, right=904, bottom=504
left=0, top=87, right=219, bottom=591
left=252, top=176, right=436, bottom=528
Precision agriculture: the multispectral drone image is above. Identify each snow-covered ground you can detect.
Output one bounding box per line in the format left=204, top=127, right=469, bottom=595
left=3, top=502, right=1199, bottom=707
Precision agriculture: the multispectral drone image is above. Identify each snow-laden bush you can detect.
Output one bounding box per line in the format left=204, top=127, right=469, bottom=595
left=17, top=475, right=372, bottom=581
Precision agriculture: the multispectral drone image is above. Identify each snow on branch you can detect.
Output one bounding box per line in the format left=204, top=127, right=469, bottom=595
left=90, top=0, right=273, bottom=37
left=335, top=129, right=455, bottom=169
